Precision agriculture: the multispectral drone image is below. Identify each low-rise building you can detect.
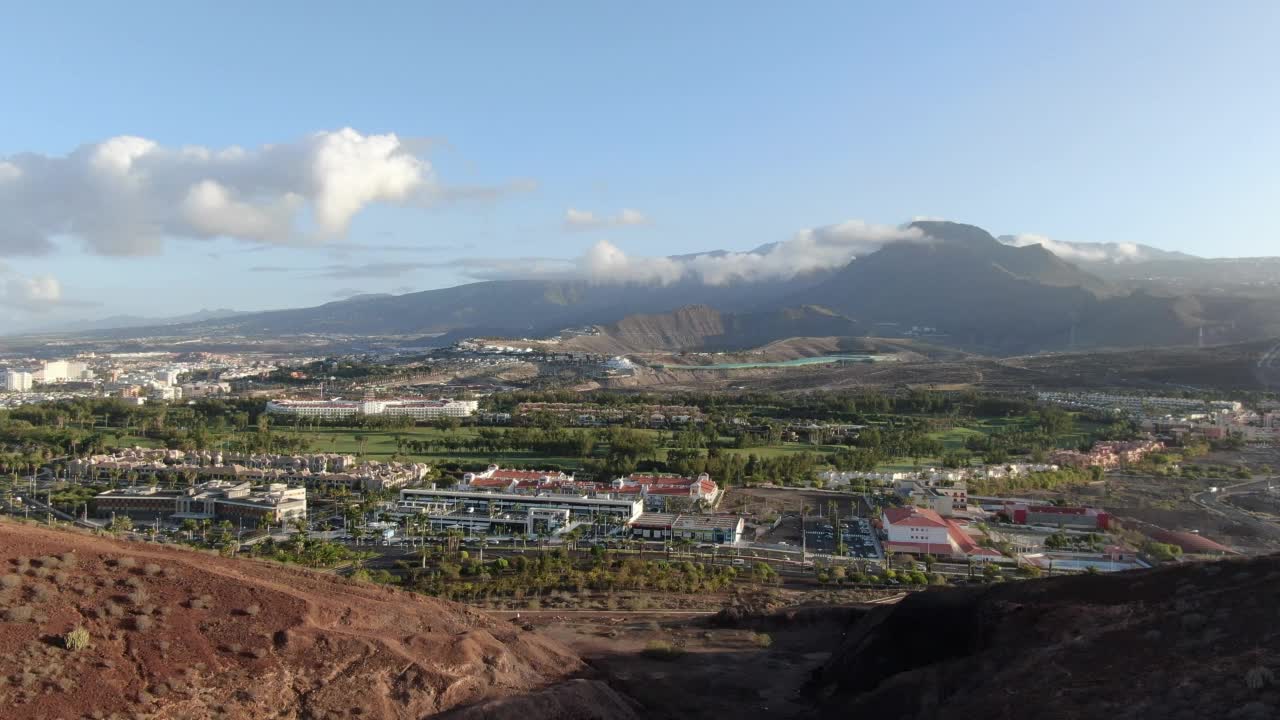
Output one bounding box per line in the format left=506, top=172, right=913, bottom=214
left=70, top=449, right=426, bottom=492
left=265, top=397, right=479, bottom=420
left=881, top=506, right=1002, bottom=561
left=397, top=486, right=643, bottom=536
left=629, top=512, right=744, bottom=544
left=1050, top=440, right=1163, bottom=469
left=1002, top=502, right=1111, bottom=530
left=609, top=472, right=720, bottom=510
left=95, top=481, right=306, bottom=528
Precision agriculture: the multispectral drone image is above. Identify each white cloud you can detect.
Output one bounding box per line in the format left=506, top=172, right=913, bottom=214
left=1003, top=233, right=1146, bottom=263
left=0, top=128, right=522, bottom=257
left=563, top=207, right=649, bottom=231
left=453, top=218, right=926, bottom=286
left=2, top=273, right=64, bottom=311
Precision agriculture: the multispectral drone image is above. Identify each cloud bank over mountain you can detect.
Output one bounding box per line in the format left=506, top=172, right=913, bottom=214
left=0, top=128, right=526, bottom=257
left=450, top=219, right=927, bottom=286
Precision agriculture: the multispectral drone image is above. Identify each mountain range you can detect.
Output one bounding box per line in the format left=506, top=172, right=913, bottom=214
left=24, top=221, right=1280, bottom=354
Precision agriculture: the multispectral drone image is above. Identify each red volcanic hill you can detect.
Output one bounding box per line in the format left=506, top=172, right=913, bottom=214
left=0, top=521, right=637, bottom=720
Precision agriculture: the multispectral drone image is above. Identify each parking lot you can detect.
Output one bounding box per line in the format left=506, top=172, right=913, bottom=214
left=803, top=517, right=882, bottom=559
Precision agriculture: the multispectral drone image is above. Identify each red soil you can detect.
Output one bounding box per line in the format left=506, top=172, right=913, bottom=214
left=0, top=521, right=636, bottom=720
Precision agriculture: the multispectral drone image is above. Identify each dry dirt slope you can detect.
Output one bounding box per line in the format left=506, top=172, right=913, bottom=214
left=0, top=521, right=637, bottom=720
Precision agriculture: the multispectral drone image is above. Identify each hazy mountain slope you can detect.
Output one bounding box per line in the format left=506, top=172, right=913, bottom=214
left=99, top=276, right=831, bottom=339
left=793, top=222, right=1104, bottom=351
left=8, top=308, right=247, bottom=336
left=50, top=220, right=1280, bottom=353
left=790, top=221, right=1223, bottom=352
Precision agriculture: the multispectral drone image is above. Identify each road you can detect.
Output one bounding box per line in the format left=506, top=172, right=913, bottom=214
left=1191, top=477, right=1280, bottom=542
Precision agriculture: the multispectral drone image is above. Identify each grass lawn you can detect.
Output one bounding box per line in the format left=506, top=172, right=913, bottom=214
left=721, top=442, right=846, bottom=459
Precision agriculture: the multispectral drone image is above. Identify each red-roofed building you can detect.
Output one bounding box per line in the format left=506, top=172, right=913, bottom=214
left=461, top=466, right=603, bottom=496
left=881, top=506, right=1002, bottom=561
left=610, top=472, right=720, bottom=510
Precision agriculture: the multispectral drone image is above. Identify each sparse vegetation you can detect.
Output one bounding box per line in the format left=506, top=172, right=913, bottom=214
left=3, top=605, right=33, bottom=622
left=641, top=640, right=685, bottom=660
left=64, top=626, right=91, bottom=651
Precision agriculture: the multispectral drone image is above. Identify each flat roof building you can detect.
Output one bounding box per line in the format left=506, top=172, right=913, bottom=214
left=629, top=512, right=744, bottom=544
left=266, top=398, right=478, bottom=420
left=398, top=486, right=643, bottom=536
left=95, top=481, right=306, bottom=529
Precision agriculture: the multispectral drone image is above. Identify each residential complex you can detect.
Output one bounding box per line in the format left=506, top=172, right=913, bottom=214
left=95, top=481, right=307, bottom=528
left=69, top=449, right=429, bottom=492
left=456, top=466, right=720, bottom=511
left=514, top=402, right=705, bottom=426
left=1050, top=440, right=1163, bottom=469
left=265, top=397, right=479, bottom=420
left=608, top=472, right=721, bottom=510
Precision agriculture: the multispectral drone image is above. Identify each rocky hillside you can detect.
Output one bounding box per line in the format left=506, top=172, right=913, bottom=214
left=569, top=304, right=865, bottom=354
left=0, top=521, right=636, bottom=720
left=811, top=554, right=1280, bottom=720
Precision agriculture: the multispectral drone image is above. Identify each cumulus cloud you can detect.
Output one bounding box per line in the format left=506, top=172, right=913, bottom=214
left=449, top=219, right=926, bottom=286
left=0, top=128, right=523, bottom=257
left=1002, top=233, right=1145, bottom=264
left=563, top=207, right=649, bottom=231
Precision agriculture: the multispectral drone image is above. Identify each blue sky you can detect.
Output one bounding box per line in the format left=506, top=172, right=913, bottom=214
left=0, top=1, right=1277, bottom=329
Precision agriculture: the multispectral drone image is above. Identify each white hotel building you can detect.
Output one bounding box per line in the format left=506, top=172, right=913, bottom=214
left=266, top=398, right=479, bottom=421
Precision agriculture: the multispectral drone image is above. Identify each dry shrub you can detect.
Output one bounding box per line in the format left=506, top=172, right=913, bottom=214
left=143, top=563, right=162, bottom=577
left=116, top=557, right=137, bottom=570
left=57, top=552, right=77, bottom=567
left=128, top=589, right=150, bottom=605
left=64, top=626, right=91, bottom=651
left=0, top=574, right=20, bottom=590
left=4, top=605, right=33, bottom=622
left=37, top=555, right=61, bottom=569
left=241, top=604, right=261, bottom=617
left=133, top=615, right=154, bottom=632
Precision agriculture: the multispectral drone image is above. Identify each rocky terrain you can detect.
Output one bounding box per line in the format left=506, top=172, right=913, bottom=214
left=0, top=521, right=636, bottom=720
left=811, top=553, right=1280, bottom=720
left=562, top=304, right=864, bottom=354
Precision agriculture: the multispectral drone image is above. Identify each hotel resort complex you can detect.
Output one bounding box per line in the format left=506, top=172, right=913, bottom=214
left=265, top=397, right=479, bottom=420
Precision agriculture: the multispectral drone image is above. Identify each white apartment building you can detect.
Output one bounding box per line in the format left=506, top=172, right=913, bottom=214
left=3, top=370, right=33, bottom=392
left=154, top=368, right=181, bottom=386
left=36, top=360, right=90, bottom=383
left=266, top=398, right=479, bottom=420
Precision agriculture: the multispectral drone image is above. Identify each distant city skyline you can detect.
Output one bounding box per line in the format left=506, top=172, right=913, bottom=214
left=1, top=1, right=1277, bottom=330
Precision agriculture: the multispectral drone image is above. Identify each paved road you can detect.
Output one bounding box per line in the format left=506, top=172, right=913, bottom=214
left=1191, top=477, right=1280, bottom=541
